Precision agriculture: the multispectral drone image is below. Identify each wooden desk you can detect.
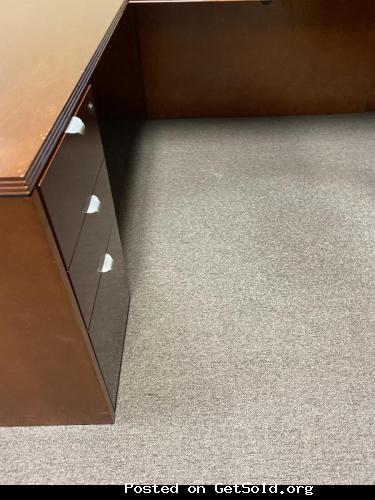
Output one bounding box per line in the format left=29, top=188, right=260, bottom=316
left=0, top=0, right=128, bottom=426
left=1, top=0, right=375, bottom=426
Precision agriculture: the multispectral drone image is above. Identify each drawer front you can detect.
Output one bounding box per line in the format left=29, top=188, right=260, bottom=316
left=69, top=161, right=115, bottom=328
left=89, top=219, right=129, bottom=407
left=39, top=86, right=104, bottom=267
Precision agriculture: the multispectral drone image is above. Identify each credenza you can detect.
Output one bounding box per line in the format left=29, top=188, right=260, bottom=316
left=2, top=0, right=375, bottom=426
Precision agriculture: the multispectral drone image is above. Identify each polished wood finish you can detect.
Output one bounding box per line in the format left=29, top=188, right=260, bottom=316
left=130, top=0, right=258, bottom=2
left=38, top=87, right=104, bottom=267
left=92, top=5, right=146, bottom=119
left=69, top=161, right=116, bottom=327
left=0, top=193, right=113, bottom=426
left=89, top=219, right=130, bottom=406
left=0, top=0, right=127, bottom=197
left=365, top=80, right=375, bottom=111
left=136, top=1, right=375, bottom=118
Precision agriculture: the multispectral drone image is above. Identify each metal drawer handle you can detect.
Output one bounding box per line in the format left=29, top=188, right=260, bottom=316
left=98, top=253, right=114, bottom=273
left=85, top=195, right=101, bottom=214
left=65, top=116, right=86, bottom=135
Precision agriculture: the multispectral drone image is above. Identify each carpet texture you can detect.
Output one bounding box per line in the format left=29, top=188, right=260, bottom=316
left=1, top=114, right=375, bottom=484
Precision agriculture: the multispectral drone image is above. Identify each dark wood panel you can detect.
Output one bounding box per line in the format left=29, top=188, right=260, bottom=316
left=39, top=87, right=104, bottom=268
left=136, top=0, right=375, bottom=118
left=0, top=193, right=113, bottom=426
left=130, top=0, right=258, bottom=2
left=89, top=218, right=130, bottom=406
left=69, top=161, right=116, bottom=328
left=365, top=78, right=375, bottom=111
left=0, top=0, right=127, bottom=197
left=92, top=4, right=146, bottom=119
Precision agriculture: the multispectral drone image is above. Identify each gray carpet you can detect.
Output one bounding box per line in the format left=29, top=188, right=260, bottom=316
left=2, top=114, right=375, bottom=484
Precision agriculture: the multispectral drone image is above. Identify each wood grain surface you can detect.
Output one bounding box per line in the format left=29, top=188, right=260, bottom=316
left=136, top=0, right=375, bottom=118
left=0, top=193, right=114, bottom=426
left=0, top=0, right=127, bottom=197
left=130, top=0, right=259, bottom=3
left=92, top=4, right=146, bottom=119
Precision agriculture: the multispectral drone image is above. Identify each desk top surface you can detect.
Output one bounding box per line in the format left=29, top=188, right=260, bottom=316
left=0, top=0, right=127, bottom=196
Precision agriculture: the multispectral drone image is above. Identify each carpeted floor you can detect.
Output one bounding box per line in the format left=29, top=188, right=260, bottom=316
left=2, top=114, right=375, bottom=485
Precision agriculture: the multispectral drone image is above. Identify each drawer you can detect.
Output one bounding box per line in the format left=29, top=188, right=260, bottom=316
left=69, top=160, right=115, bottom=328
left=39, top=86, right=104, bottom=268
left=89, top=218, right=129, bottom=407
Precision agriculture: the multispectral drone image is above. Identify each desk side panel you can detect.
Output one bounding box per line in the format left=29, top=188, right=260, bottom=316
left=92, top=4, right=146, bottom=119
left=0, top=193, right=113, bottom=426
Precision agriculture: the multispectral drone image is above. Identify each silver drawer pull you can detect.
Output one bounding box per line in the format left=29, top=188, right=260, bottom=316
left=85, top=195, right=101, bottom=214
left=98, top=254, right=114, bottom=273
left=65, top=116, right=86, bottom=135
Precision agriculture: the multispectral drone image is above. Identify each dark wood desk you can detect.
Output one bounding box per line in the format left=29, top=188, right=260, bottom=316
left=1, top=0, right=375, bottom=426
left=0, top=0, right=128, bottom=426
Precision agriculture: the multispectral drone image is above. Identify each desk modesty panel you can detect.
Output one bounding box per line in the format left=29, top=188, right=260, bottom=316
left=2, top=0, right=375, bottom=426
left=94, top=1, right=375, bottom=120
